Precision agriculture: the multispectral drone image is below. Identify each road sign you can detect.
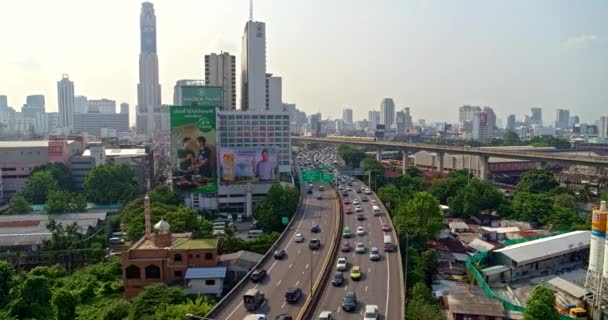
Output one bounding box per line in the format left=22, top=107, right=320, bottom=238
left=282, top=217, right=289, bottom=225
left=322, top=165, right=328, bottom=171
left=301, top=170, right=322, bottom=182
left=321, top=173, right=334, bottom=182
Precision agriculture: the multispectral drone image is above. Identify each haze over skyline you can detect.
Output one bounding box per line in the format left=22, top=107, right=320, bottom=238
left=1, top=0, right=606, bottom=124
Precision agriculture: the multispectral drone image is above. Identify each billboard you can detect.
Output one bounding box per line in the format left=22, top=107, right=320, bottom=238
left=171, top=106, right=217, bottom=194
left=219, top=147, right=279, bottom=184
left=180, top=86, right=223, bottom=107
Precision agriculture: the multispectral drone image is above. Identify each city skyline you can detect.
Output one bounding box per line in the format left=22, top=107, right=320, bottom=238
left=1, top=0, right=606, bottom=124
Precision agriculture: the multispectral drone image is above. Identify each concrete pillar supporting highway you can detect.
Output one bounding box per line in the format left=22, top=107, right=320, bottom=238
left=246, top=186, right=253, bottom=217
left=304, top=140, right=308, bottom=150
left=402, top=149, right=409, bottom=174
left=536, top=161, right=546, bottom=169
left=376, top=147, right=382, bottom=161
left=479, top=155, right=490, bottom=180
left=437, top=152, right=445, bottom=173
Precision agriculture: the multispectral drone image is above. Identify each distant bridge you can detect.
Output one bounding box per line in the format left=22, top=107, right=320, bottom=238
left=292, top=136, right=608, bottom=179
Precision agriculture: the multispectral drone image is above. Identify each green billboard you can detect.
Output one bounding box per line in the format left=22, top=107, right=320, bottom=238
left=171, top=106, right=217, bottom=194
left=180, top=86, right=223, bottom=107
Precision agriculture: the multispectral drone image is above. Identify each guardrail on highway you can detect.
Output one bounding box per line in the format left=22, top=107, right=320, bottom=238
left=205, top=181, right=304, bottom=319
left=298, top=188, right=343, bottom=320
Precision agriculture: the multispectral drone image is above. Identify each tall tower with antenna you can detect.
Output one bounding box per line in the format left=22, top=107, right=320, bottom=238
left=240, top=0, right=266, bottom=111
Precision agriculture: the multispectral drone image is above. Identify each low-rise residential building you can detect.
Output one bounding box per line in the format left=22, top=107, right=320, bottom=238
left=442, top=284, right=507, bottom=320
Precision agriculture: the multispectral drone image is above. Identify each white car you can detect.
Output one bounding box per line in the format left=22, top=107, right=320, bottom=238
left=352, top=199, right=360, bottom=205
left=369, top=247, right=380, bottom=261
left=371, top=199, right=377, bottom=205
left=346, top=186, right=352, bottom=191
left=356, top=226, right=365, bottom=236
left=338, top=185, right=344, bottom=190
left=364, top=188, right=372, bottom=195
left=318, top=311, right=334, bottom=320
left=356, top=242, right=365, bottom=253
left=355, top=205, right=363, bottom=212
left=336, top=257, right=348, bottom=271
left=244, top=315, right=267, bottom=320
left=363, top=305, right=379, bottom=320
left=295, top=233, right=304, bottom=242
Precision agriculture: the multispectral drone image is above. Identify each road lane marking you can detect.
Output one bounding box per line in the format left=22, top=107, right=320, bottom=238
left=305, top=264, right=309, bottom=269
left=295, top=280, right=300, bottom=286
left=276, top=280, right=281, bottom=287
left=385, top=235, right=391, bottom=319
left=365, top=285, right=368, bottom=292
left=289, top=263, right=293, bottom=269
left=298, top=249, right=301, bottom=254
left=281, top=301, right=286, bottom=309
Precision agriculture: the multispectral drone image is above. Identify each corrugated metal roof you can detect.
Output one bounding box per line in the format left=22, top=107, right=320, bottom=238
left=469, top=238, right=496, bottom=253
left=493, top=231, right=590, bottom=265
left=482, top=265, right=510, bottom=276
left=185, top=267, right=227, bottom=279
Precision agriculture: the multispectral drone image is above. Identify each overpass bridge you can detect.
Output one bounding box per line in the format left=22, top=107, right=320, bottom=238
left=292, top=136, right=608, bottom=179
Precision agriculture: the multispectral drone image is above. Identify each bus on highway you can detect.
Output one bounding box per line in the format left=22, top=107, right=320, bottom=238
left=244, top=288, right=264, bottom=311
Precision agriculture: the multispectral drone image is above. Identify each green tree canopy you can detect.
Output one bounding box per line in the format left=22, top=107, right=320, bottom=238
left=529, top=136, right=571, bottom=149
left=9, top=195, right=32, bottom=214
left=153, top=296, right=214, bottom=320
left=515, top=169, right=559, bottom=194
left=362, top=157, right=387, bottom=190
left=448, top=179, right=504, bottom=218
left=41, top=219, right=83, bottom=251
left=378, top=184, right=402, bottom=214
left=46, top=190, right=87, bottom=214
left=127, top=284, right=186, bottom=320
left=395, top=192, right=443, bottom=243
left=406, top=282, right=445, bottom=320
left=22, top=170, right=60, bottom=204
left=502, top=130, right=521, bottom=146
left=147, top=184, right=181, bottom=206
left=429, top=171, right=469, bottom=204
left=254, top=184, right=299, bottom=231
left=0, top=261, right=15, bottom=307
left=337, top=144, right=366, bottom=168
left=32, top=162, right=73, bottom=191
left=524, top=283, right=560, bottom=320
left=8, top=275, right=53, bottom=319
left=51, top=289, right=77, bottom=320
left=84, top=164, right=137, bottom=204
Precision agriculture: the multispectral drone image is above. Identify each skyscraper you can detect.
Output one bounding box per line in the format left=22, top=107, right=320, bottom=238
left=599, top=116, right=608, bottom=139
left=555, top=109, right=570, bottom=129
left=0, top=95, right=7, bottom=109
left=368, top=111, right=380, bottom=131
left=57, top=74, right=74, bottom=129
left=22, top=95, right=45, bottom=115
left=342, top=108, right=353, bottom=124
left=459, top=105, right=481, bottom=127
left=404, top=107, right=413, bottom=128
left=205, top=52, right=236, bottom=110
left=74, top=96, right=88, bottom=114
left=120, top=103, right=129, bottom=114
left=136, top=2, right=162, bottom=135
left=88, top=99, right=116, bottom=114
left=241, top=19, right=266, bottom=111
left=531, top=107, right=542, bottom=125
left=472, top=111, right=492, bottom=142
left=395, top=110, right=406, bottom=135
left=380, top=98, right=395, bottom=128
left=506, top=114, right=516, bottom=131
left=265, top=73, right=282, bottom=112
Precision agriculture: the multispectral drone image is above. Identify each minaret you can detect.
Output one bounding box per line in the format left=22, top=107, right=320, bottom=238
left=136, top=2, right=162, bottom=135
left=144, top=194, right=151, bottom=239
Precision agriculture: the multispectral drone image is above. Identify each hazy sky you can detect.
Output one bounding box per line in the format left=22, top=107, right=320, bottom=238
left=1, top=0, right=607, bottom=125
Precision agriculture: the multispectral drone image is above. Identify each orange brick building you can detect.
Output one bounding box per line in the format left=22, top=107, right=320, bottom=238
left=122, top=195, right=220, bottom=298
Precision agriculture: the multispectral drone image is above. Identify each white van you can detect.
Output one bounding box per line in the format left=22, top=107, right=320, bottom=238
left=383, top=235, right=394, bottom=252
left=372, top=205, right=381, bottom=216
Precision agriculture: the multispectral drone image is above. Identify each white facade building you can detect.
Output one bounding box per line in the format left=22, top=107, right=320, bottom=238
left=599, top=116, right=608, bottom=139
left=87, top=99, right=116, bottom=114
left=265, top=74, right=282, bottom=112
left=368, top=111, right=380, bottom=131
left=241, top=21, right=266, bottom=111
left=205, top=52, right=236, bottom=110
left=343, top=108, right=353, bottom=125
left=74, top=96, right=88, bottom=114
left=57, top=74, right=74, bottom=129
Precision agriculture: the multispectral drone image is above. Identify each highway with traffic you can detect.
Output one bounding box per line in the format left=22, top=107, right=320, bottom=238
left=312, top=177, right=404, bottom=319
left=210, top=150, right=340, bottom=320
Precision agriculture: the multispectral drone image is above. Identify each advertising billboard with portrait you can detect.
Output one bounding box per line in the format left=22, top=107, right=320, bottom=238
left=170, top=106, right=217, bottom=194
left=219, top=147, right=279, bottom=184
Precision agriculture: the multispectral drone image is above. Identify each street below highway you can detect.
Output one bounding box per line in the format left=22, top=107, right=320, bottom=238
left=313, top=179, right=403, bottom=320
left=212, top=182, right=339, bottom=320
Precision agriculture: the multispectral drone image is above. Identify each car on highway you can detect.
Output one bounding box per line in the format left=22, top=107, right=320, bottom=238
left=356, top=212, right=365, bottom=221
left=364, top=188, right=372, bottom=195
left=356, top=226, right=365, bottom=236
left=318, top=311, right=334, bottom=320
left=342, top=291, right=358, bottom=312
left=352, top=198, right=360, bottom=205
left=364, top=305, right=379, bottom=320
left=371, top=199, right=377, bottom=205
left=343, top=198, right=351, bottom=205
left=341, top=241, right=350, bottom=252
left=355, top=242, right=365, bottom=253
left=381, top=223, right=391, bottom=232
left=308, top=183, right=314, bottom=189
left=336, top=257, right=348, bottom=271
left=355, top=205, right=363, bottom=212
left=311, top=224, right=320, bottom=233
left=361, top=196, right=369, bottom=202
left=344, top=206, right=353, bottom=214
left=244, top=288, right=265, bottom=311
left=307, top=189, right=313, bottom=194
left=331, top=271, right=344, bottom=286
left=341, top=190, right=348, bottom=197
left=285, top=287, right=302, bottom=303
left=338, top=185, right=343, bottom=190
left=342, top=227, right=351, bottom=238
left=274, top=249, right=286, bottom=259
left=250, top=269, right=267, bottom=282
left=346, top=186, right=352, bottom=191
left=309, top=238, right=321, bottom=250
left=369, top=247, right=380, bottom=261
left=244, top=314, right=267, bottom=320
left=356, top=188, right=362, bottom=193
left=316, top=193, right=323, bottom=200
left=318, top=185, right=324, bottom=191
left=275, top=314, right=292, bottom=320
left=350, top=265, right=362, bottom=280
left=295, top=233, right=304, bottom=242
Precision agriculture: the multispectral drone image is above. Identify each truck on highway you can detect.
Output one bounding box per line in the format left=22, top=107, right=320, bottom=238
left=372, top=205, right=381, bottom=216
left=383, top=235, right=394, bottom=252
left=243, top=288, right=264, bottom=311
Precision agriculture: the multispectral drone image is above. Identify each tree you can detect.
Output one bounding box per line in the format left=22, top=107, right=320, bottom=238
left=524, top=283, right=560, bottom=320
left=42, top=219, right=82, bottom=251
left=578, top=184, right=594, bottom=202
left=32, top=162, right=73, bottom=191
left=515, top=169, right=559, bottom=194
left=448, top=179, right=504, bottom=218
left=429, top=171, right=469, bottom=204
left=363, top=157, right=386, bottom=190
left=128, top=283, right=186, bottom=320
left=405, top=166, right=422, bottom=178
left=22, top=170, right=60, bottom=204
left=337, top=145, right=366, bottom=168
left=601, top=188, right=608, bottom=202
left=378, top=185, right=402, bottom=213
left=9, top=195, right=31, bottom=214
left=8, top=275, right=53, bottom=319
left=511, top=192, right=553, bottom=224
left=84, top=164, right=137, bottom=204
left=153, top=296, right=214, bottom=320
left=254, top=184, right=299, bottom=231
left=554, top=193, right=577, bottom=209
left=529, top=136, right=570, bottom=149
left=0, top=261, right=15, bottom=307
left=147, top=184, right=181, bottom=206
left=51, top=289, right=77, bottom=320
left=503, top=130, right=520, bottom=146
left=396, top=192, right=443, bottom=242
left=46, top=190, right=87, bottom=214
left=406, top=282, right=445, bottom=320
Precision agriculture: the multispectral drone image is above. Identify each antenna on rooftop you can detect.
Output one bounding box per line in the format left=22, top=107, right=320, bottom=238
left=249, top=0, right=253, bottom=21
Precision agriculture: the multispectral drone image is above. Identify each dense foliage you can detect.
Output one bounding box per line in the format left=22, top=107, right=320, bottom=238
left=254, top=184, right=299, bottom=232
left=337, top=144, right=366, bottom=168
left=524, top=283, right=560, bottom=320
left=22, top=170, right=60, bottom=204
left=46, top=190, right=87, bottom=214
left=8, top=195, right=32, bottom=214
left=84, top=164, right=137, bottom=204
left=31, top=162, right=74, bottom=191
left=529, top=136, right=571, bottom=149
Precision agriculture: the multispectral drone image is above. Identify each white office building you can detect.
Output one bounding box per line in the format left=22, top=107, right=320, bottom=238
left=368, top=111, right=381, bottom=131
left=343, top=108, right=353, bottom=125
left=241, top=21, right=266, bottom=111
left=205, top=52, right=236, bottom=110
left=600, top=116, right=608, bottom=139
left=265, top=74, right=282, bottom=112
left=88, top=99, right=116, bottom=114
left=74, top=96, right=88, bottom=114
left=57, top=74, right=75, bottom=129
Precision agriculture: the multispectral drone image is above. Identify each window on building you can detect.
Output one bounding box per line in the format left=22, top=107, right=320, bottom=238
left=188, top=254, right=193, bottom=259
left=145, top=264, right=161, bottom=279
left=205, top=279, right=216, bottom=286
left=174, top=271, right=183, bottom=278
left=174, top=254, right=182, bottom=262
left=195, top=254, right=200, bottom=258
left=126, top=265, right=140, bottom=279
left=205, top=253, right=214, bottom=260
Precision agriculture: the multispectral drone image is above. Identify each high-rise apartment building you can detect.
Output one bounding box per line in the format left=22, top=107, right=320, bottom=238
left=380, top=98, right=395, bottom=127
left=395, top=110, right=406, bottom=135
left=368, top=111, right=380, bottom=131
left=506, top=114, right=516, bottom=131
left=120, top=103, right=129, bottom=114
left=600, top=116, right=608, bottom=139
left=308, top=113, right=321, bottom=136
left=531, top=107, right=542, bottom=126
left=265, top=74, right=282, bottom=112
left=136, top=2, right=162, bottom=135
left=404, top=107, right=413, bottom=129
left=342, top=108, right=353, bottom=124
left=555, top=109, right=570, bottom=129
left=88, top=99, right=116, bottom=114
left=570, top=115, right=580, bottom=127
left=0, top=96, right=7, bottom=109
left=57, top=74, right=74, bottom=129
left=74, top=96, right=88, bottom=114
left=459, top=105, right=481, bottom=127
left=472, top=111, right=493, bottom=143
left=241, top=20, right=266, bottom=111
left=205, top=52, right=236, bottom=110
left=22, top=95, right=45, bottom=115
